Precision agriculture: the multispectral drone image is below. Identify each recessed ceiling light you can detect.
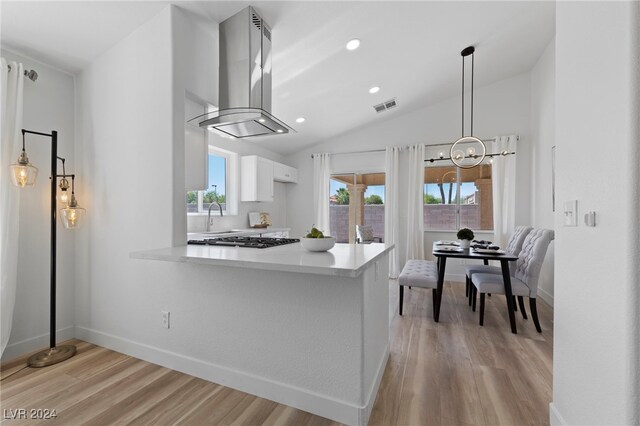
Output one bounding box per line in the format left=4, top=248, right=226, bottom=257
left=346, top=39, right=360, bottom=51
left=258, top=118, right=266, bottom=123
left=296, top=117, right=305, bottom=123
left=276, top=129, right=284, bottom=133
left=369, top=86, right=380, bottom=94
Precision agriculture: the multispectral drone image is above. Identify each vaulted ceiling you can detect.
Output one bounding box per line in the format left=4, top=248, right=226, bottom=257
left=1, top=1, right=555, bottom=155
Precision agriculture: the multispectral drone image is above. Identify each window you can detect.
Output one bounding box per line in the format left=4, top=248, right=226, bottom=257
left=424, top=164, right=493, bottom=230
left=329, top=173, right=385, bottom=243
left=186, top=146, right=237, bottom=215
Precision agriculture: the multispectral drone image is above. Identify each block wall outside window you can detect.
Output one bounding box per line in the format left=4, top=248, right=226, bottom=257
left=423, top=164, right=493, bottom=231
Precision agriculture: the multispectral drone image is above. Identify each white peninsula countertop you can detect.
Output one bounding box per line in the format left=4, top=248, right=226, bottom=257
left=131, top=242, right=393, bottom=277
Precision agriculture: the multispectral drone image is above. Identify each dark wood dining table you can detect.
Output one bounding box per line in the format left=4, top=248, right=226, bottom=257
left=432, top=243, right=520, bottom=334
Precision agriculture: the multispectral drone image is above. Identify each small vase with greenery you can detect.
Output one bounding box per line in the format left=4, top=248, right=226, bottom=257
left=457, top=228, right=475, bottom=249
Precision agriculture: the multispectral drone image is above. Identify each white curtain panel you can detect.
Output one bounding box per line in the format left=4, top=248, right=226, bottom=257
left=491, top=135, right=517, bottom=248
left=0, top=58, right=24, bottom=356
left=384, top=146, right=401, bottom=277
left=405, top=144, right=425, bottom=260
left=312, top=153, right=331, bottom=235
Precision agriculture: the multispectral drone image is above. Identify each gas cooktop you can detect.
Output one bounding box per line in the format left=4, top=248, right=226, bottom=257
left=188, top=236, right=300, bottom=249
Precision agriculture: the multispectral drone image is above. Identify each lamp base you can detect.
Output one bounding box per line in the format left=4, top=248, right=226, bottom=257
left=27, top=345, right=76, bottom=368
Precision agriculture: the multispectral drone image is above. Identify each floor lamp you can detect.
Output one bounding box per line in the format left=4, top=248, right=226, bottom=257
left=10, top=129, right=86, bottom=367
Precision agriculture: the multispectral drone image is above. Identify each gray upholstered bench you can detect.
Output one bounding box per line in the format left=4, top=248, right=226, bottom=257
left=398, top=260, right=438, bottom=317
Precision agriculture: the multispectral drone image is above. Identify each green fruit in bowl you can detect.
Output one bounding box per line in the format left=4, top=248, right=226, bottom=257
left=305, top=225, right=328, bottom=239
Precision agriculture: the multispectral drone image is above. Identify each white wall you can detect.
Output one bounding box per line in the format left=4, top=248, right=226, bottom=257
left=530, top=39, right=556, bottom=306
left=0, top=49, right=76, bottom=360
left=172, top=6, right=213, bottom=243
left=551, top=2, right=639, bottom=425
left=286, top=73, right=533, bottom=277
left=75, top=4, right=175, bottom=344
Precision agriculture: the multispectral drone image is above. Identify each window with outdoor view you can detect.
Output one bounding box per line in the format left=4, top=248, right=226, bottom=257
left=186, top=148, right=232, bottom=214
left=423, top=164, right=493, bottom=231
left=329, top=173, right=385, bottom=243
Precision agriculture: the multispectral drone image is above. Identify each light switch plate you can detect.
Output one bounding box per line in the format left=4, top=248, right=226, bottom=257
left=563, top=200, right=578, bottom=226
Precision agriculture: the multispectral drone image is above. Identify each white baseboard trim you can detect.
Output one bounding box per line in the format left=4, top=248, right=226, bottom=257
left=75, top=326, right=383, bottom=426
left=360, top=344, right=389, bottom=426
left=549, top=402, right=567, bottom=426
left=1, top=326, right=75, bottom=362
left=538, top=287, right=554, bottom=307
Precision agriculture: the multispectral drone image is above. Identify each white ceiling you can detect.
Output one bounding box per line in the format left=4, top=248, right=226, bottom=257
left=1, top=1, right=555, bottom=155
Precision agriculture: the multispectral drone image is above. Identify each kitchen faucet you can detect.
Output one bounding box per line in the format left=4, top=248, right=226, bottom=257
left=207, top=185, right=223, bottom=232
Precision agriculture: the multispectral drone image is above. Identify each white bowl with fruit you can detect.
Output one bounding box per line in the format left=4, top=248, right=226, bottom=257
left=301, top=227, right=336, bottom=252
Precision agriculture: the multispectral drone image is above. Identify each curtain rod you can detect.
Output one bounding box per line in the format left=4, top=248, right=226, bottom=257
left=7, top=64, right=38, bottom=82
left=424, top=151, right=516, bottom=163
left=310, top=136, right=519, bottom=158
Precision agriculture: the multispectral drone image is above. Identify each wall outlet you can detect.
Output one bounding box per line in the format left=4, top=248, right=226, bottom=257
left=161, top=310, right=170, bottom=329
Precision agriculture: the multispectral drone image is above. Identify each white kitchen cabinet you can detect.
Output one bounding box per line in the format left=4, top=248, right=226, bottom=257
left=241, top=156, right=274, bottom=202
left=273, top=162, right=298, bottom=183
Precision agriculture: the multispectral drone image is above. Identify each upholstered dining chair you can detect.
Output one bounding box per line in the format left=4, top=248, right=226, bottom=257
left=470, top=228, right=554, bottom=332
left=356, top=225, right=382, bottom=243
left=465, top=225, right=533, bottom=315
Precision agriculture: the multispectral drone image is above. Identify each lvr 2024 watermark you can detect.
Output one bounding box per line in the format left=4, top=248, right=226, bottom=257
left=3, top=409, right=57, bottom=420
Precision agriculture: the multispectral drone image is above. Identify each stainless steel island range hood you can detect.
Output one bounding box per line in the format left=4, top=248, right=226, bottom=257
left=189, top=7, right=294, bottom=138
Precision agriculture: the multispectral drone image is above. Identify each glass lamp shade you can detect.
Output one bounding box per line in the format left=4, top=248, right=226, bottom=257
left=60, top=206, right=86, bottom=229
left=451, top=149, right=465, bottom=162
left=450, top=136, right=486, bottom=169
left=59, top=190, right=70, bottom=205
left=10, top=163, right=38, bottom=187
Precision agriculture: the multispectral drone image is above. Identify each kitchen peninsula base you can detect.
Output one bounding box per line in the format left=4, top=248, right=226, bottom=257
left=124, top=243, right=392, bottom=426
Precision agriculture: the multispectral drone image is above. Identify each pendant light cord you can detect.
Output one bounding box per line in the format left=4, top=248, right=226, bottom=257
left=0, top=364, right=29, bottom=381
left=471, top=51, right=474, bottom=136
left=461, top=55, right=465, bottom=138
left=460, top=47, right=476, bottom=138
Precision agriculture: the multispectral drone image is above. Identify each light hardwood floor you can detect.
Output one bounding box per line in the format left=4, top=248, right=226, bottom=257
left=1, top=281, right=552, bottom=425
left=370, top=281, right=553, bottom=426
